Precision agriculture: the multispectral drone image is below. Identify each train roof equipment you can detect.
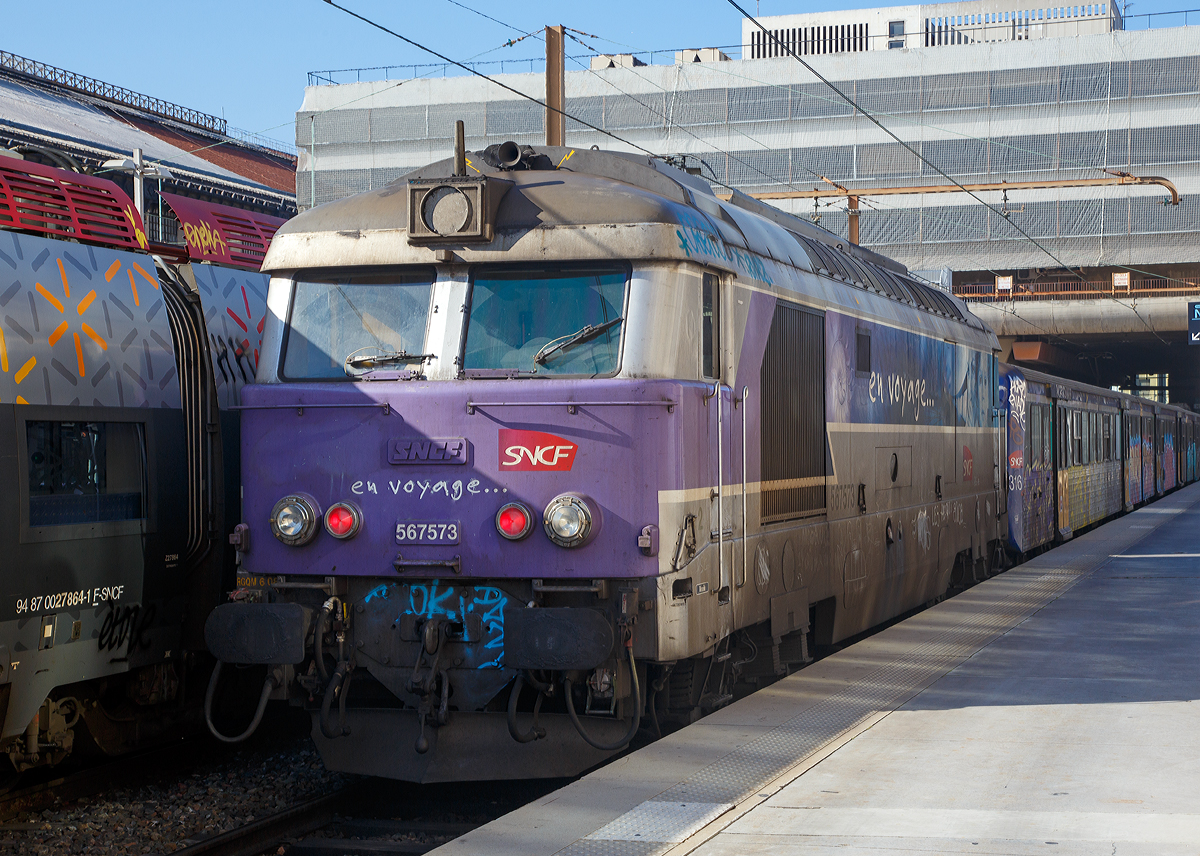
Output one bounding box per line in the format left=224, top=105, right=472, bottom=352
left=264, top=144, right=987, bottom=335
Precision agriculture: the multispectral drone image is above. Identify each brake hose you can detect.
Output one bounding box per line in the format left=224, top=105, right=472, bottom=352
left=319, top=661, right=353, bottom=739
left=313, top=598, right=340, bottom=682
left=507, top=673, right=547, bottom=743
left=204, top=661, right=278, bottom=743
left=564, top=644, right=641, bottom=752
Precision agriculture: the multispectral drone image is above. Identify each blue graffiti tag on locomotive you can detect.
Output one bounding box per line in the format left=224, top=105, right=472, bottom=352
left=405, top=581, right=506, bottom=669
left=674, top=209, right=774, bottom=285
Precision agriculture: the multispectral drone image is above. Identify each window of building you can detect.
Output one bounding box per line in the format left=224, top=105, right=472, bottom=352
left=888, top=19, right=905, bottom=48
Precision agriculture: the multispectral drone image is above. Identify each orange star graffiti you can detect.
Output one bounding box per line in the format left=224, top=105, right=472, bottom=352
left=36, top=254, right=161, bottom=385
left=35, top=257, right=108, bottom=379
left=0, top=325, right=34, bottom=404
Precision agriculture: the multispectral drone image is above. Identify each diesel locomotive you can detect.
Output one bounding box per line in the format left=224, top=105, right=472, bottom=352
left=209, top=140, right=1012, bottom=782
left=0, top=154, right=280, bottom=776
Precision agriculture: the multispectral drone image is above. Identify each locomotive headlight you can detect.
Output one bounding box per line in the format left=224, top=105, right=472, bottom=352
left=270, top=494, right=320, bottom=546
left=543, top=494, right=596, bottom=548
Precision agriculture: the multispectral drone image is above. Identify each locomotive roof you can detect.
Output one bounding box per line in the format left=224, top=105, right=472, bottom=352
left=266, top=145, right=988, bottom=334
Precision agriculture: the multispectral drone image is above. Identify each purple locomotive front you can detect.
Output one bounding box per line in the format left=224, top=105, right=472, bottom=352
left=205, top=145, right=1002, bottom=781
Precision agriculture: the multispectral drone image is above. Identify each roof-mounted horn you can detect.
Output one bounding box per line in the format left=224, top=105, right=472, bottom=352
left=407, top=121, right=511, bottom=245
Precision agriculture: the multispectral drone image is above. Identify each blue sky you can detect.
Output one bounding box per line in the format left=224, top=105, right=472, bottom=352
left=3, top=0, right=1190, bottom=151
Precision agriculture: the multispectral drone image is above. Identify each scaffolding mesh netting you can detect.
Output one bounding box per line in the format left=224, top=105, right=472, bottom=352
left=295, top=28, right=1200, bottom=271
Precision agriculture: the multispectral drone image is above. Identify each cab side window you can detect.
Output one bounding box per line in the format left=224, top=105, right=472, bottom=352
left=702, top=272, right=721, bottom=380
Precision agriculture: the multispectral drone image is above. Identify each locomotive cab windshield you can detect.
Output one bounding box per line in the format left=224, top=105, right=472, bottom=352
left=282, top=271, right=435, bottom=379
left=463, top=266, right=626, bottom=376
left=278, top=263, right=630, bottom=381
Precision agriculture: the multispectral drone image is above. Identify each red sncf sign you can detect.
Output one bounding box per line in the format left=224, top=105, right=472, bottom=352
left=499, top=429, right=578, bottom=472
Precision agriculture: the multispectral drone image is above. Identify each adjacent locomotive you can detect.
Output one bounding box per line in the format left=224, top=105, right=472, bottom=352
left=0, top=155, right=278, bottom=775
left=211, top=142, right=1005, bottom=781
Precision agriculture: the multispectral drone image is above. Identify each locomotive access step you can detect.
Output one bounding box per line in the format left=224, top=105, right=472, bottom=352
left=429, top=480, right=1200, bottom=856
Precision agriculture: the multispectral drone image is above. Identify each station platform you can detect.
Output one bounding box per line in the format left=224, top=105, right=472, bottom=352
left=432, top=481, right=1200, bottom=856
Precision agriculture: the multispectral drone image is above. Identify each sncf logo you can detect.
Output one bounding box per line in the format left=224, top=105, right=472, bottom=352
left=499, top=429, right=578, bottom=472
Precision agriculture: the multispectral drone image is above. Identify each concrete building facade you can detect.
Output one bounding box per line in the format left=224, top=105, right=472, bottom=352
left=744, top=0, right=1122, bottom=56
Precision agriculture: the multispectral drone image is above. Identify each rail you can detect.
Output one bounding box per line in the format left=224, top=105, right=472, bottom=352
left=954, top=278, right=1200, bottom=301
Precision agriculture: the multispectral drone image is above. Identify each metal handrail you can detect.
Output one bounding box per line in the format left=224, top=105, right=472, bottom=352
left=0, top=50, right=226, bottom=135
left=955, top=279, right=1200, bottom=301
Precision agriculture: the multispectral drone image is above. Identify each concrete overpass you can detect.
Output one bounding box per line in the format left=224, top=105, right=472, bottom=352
left=964, top=293, right=1200, bottom=408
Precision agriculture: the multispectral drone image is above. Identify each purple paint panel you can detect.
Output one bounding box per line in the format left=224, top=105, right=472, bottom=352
left=239, top=378, right=700, bottom=580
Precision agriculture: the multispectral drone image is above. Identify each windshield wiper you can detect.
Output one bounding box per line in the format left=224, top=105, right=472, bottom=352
left=532, top=317, right=624, bottom=366
left=344, top=349, right=435, bottom=376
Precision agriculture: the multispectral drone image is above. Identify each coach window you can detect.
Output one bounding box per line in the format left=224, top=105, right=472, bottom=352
left=22, top=418, right=149, bottom=541
left=855, top=328, right=871, bottom=377
left=1064, top=408, right=1073, bottom=467
left=702, top=272, right=721, bottom=379
left=1041, top=406, right=1052, bottom=466
left=1080, top=408, right=1089, bottom=463
left=1029, top=405, right=1042, bottom=468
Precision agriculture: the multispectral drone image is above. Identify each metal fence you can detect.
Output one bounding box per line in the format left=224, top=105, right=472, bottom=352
left=0, top=50, right=227, bottom=136
left=144, top=212, right=183, bottom=246
left=954, top=278, right=1200, bottom=300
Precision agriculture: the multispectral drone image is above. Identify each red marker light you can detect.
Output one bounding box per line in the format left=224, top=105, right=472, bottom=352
left=495, top=502, right=534, bottom=541
left=324, top=502, right=362, bottom=540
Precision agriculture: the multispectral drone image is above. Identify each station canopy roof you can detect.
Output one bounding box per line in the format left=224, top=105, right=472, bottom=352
left=0, top=75, right=292, bottom=203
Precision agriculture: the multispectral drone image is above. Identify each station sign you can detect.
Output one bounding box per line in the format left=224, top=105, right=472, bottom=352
left=1190, top=301, right=1200, bottom=345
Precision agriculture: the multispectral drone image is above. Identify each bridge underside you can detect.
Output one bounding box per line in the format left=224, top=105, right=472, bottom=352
left=969, top=297, right=1200, bottom=408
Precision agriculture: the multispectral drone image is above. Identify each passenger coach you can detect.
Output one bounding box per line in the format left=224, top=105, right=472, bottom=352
left=1000, top=364, right=1199, bottom=559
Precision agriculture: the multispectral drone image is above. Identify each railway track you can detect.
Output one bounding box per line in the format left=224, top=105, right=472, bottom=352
left=172, top=777, right=566, bottom=856
left=0, top=736, right=218, bottom=823
left=166, top=575, right=1011, bottom=856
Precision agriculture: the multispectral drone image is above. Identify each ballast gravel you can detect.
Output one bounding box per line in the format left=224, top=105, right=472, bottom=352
left=0, top=738, right=350, bottom=855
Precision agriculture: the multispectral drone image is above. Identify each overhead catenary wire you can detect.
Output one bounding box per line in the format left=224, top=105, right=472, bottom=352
left=311, top=3, right=1103, bottom=350
left=560, top=32, right=817, bottom=196
left=727, top=0, right=1173, bottom=345
left=313, top=2, right=1176, bottom=346
left=319, top=0, right=658, bottom=157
